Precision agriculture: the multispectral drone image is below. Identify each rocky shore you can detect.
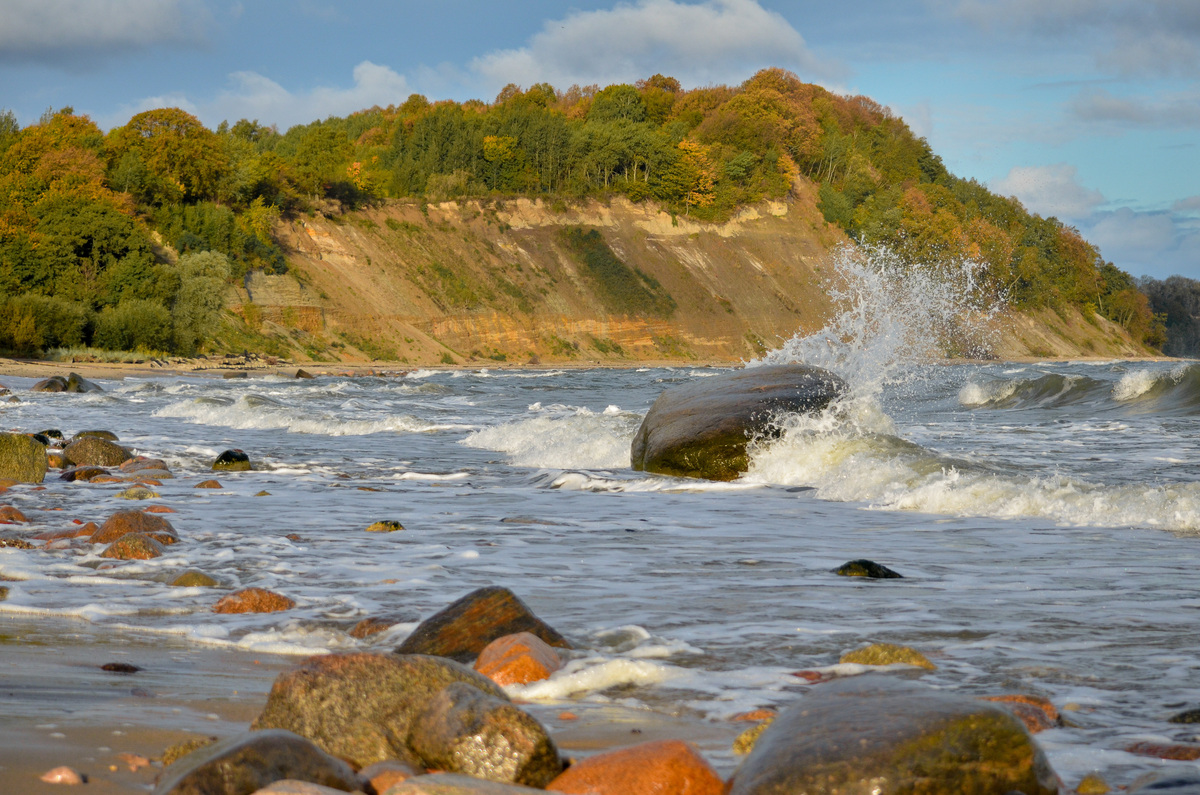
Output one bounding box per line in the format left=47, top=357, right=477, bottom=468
left=2, top=368, right=1198, bottom=795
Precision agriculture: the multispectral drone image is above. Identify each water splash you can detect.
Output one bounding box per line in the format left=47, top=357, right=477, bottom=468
left=754, top=244, right=1003, bottom=396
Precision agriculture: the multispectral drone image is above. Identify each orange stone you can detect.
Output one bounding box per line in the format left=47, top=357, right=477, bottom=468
left=732, top=708, right=779, bottom=722
left=100, top=533, right=165, bottom=560
left=1125, top=741, right=1200, bottom=761
left=0, top=505, right=28, bottom=523
left=92, top=510, right=178, bottom=545
left=474, top=631, right=563, bottom=686
left=194, top=479, right=222, bottom=489
left=32, top=526, right=94, bottom=541
left=89, top=476, right=124, bottom=484
left=359, top=759, right=421, bottom=793
left=546, top=739, right=724, bottom=795
left=145, top=505, right=176, bottom=514
left=213, top=587, right=296, bottom=614
left=980, top=695, right=1059, bottom=734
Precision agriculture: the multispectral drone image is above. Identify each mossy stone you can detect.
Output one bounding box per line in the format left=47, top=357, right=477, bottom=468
left=840, top=642, right=935, bottom=670
left=171, top=570, right=219, bottom=587
left=0, top=432, right=47, bottom=484
left=366, top=520, right=405, bottom=532
left=835, top=559, right=903, bottom=578
left=213, top=449, right=252, bottom=471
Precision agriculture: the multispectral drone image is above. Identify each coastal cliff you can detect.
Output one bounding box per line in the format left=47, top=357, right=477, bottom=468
left=226, top=184, right=1152, bottom=365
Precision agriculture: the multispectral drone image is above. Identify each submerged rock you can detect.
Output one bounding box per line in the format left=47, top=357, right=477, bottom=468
left=101, top=533, right=166, bottom=560
left=365, top=520, right=405, bottom=532
left=630, top=364, right=846, bottom=481
left=171, top=570, right=219, bottom=587
left=93, top=510, right=179, bottom=546
left=251, top=652, right=508, bottom=769
left=63, top=436, right=132, bottom=467
left=396, top=586, right=571, bottom=663
left=213, top=449, right=253, bottom=471
left=59, top=465, right=110, bottom=482
left=727, top=676, right=1059, bottom=795
left=0, top=505, right=29, bottom=523
left=152, top=729, right=361, bottom=795
left=213, top=587, right=295, bottom=614
left=409, top=681, right=563, bottom=787
left=835, top=559, right=903, bottom=578
left=65, top=373, right=103, bottom=393
left=0, top=432, right=47, bottom=483
left=840, top=642, right=935, bottom=670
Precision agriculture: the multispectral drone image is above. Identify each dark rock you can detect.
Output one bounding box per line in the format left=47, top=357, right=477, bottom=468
left=63, top=436, right=132, bottom=467
left=31, top=376, right=68, bottom=392
left=223, top=371, right=249, bottom=379
left=834, top=559, right=903, bottom=578
left=60, top=465, right=111, bottom=482
left=38, top=429, right=64, bottom=440
left=100, top=533, right=166, bottom=560
left=101, top=662, right=141, bottom=673
left=65, top=372, right=103, bottom=393
left=409, top=681, right=562, bottom=787
left=0, top=432, right=48, bottom=483
left=630, top=364, right=847, bottom=481
left=251, top=652, right=507, bottom=769
left=727, top=676, right=1058, bottom=795
left=1169, top=708, right=1200, bottom=724
left=30, top=433, right=51, bottom=446
left=73, top=429, right=119, bottom=441
left=93, top=509, right=179, bottom=545
left=213, top=449, right=252, bottom=471
left=152, top=729, right=362, bottom=795
left=296, top=369, right=315, bottom=379
left=396, top=586, right=571, bottom=663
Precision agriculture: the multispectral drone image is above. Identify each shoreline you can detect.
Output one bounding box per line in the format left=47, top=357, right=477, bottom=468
left=0, top=353, right=1184, bottom=383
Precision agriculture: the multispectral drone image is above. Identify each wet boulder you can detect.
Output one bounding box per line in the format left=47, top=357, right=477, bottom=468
left=840, top=642, right=935, bottom=670
left=65, top=372, right=103, bottom=393
left=630, top=364, right=847, bottom=481
left=31, top=376, right=68, bottom=392
left=727, top=676, right=1059, bottom=795
left=546, top=739, right=723, bottom=795
left=214, top=587, right=295, bottom=613
left=152, top=729, right=362, bottom=795
left=409, top=681, right=563, bottom=787
left=251, top=652, right=508, bottom=769
left=73, top=429, right=119, bottom=441
left=93, top=509, right=179, bottom=545
left=835, top=559, right=903, bottom=578
left=213, top=449, right=253, bottom=471
left=474, top=632, right=563, bottom=687
left=396, top=586, right=571, bottom=663
left=59, top=465, right=110, bottom=482
left=100, top=533, right=166, bottom=560
left=0, top=432, right=47, bottom=483
left=63, top=436, right=132, bottom=467
left=172, top=570, right=219, bottom=587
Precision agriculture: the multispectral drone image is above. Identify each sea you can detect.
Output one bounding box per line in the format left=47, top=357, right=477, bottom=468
left=2, top=251, right=1200, bottom=787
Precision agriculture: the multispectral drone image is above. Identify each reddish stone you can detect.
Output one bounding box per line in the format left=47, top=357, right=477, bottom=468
left=213, top=587, right=296, bottom=614
left=0, top=505, right=28, bottom=523
left=790, top=670, right=834, bottom=683
left=92, top=509, right=178, bottom=545
left=359, top=759, right=421, bottom=793
left=195, top=479, right=222, bottom=489
left=474, top=631, right=563, bottom=687
left=980, top=695, right=1060, bottom=734
left=89, top=475, right=125, bottom=484
left=119, top=457, right=168, bottom=473
left=546, top=739, right=724, bottom=795
left=138, top=478, right=163, bottom=487
left=559, top=712, right=578, bottom=721
left=100, top=533, right=166, bottom=560
left=1125, top=741, right=1200, bottom=761
left=732, top=708, right=779, bottom=722
left=145, top=505, right=176, bottom=514
left=349, top=615, right=404, bottom=639
left=32, top=526, right=93, bottom=541
left=59, top=465, right=111, bottom=482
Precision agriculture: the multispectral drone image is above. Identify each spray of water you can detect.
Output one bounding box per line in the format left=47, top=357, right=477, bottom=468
left=754, top=244, right=1005, bottom=397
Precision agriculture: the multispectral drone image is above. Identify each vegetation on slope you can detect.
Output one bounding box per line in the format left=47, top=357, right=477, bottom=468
left=0, top=68, right=1164, bottom=357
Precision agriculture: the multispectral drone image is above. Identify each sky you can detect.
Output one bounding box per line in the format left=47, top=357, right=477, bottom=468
left=1, top=0, right=1197, bottom=280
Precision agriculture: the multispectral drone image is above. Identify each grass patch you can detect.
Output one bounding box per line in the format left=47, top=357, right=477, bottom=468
left=559, top=227, right=675, bottom=318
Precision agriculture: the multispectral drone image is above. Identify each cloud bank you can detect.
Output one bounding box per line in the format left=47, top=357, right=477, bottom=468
left=0, top=0, right=206, bottom=64
left=991, top=164, right=1105, bottom=220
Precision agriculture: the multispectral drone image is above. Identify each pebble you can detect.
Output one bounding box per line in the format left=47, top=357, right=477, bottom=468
left=39, top=766, right=85, bottom=784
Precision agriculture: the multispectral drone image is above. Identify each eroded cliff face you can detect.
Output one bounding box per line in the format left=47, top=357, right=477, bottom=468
left=229, top=183, right=1151, bottom=365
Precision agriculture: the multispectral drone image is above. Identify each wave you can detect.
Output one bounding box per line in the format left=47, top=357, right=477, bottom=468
left=959, top=373, right=1110, bottom=409
left=154, top=395, right=446, bottom=436
left=1114, top=364, right=1200, bottom=412
left=461, top=405, right=640, bottom=469
left=744, top=399, right=1200, bottom=534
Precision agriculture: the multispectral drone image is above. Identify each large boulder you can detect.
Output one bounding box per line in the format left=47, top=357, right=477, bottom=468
left=0, top=432, right=47, bottom=483
left=409, top=681, right=562, bottom=787
left=396, top=586, right=571, bottom=663
left=30, top=373, right=103, bottom=393
left=92, top=509, right=179, bottom=545
left=546, top=739, right=723, bottom=795
left=251, top=652, right=508, bottom=769
left=727, top=676, right=1059, bottom=795
left=152, top=729, right=361, bottom=795
left=63, top=436, right=132, bottom=467
left=630, top=364, right=846, bottom=480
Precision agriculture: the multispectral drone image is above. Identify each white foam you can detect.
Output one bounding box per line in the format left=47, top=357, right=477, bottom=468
left=155, top=396, right=438, bottom=436
left=461, top=407, right=640, bottom=469
left=508, top=657, right=683, bottom=701
left=959, top=379, right=1019, bottom=407
left=1114, top=369, right=1159, bottom=401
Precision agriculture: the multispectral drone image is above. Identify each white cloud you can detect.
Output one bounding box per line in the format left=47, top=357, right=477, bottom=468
left=1173, top=196, right=1200, bottom=213
left=0, top=0, right=206, bottom=63
left=1082, top=207, right=1200, bottom=280
left=990, top=164, right=1106, bottom=220
left=470, top=0, right=842, bottom=94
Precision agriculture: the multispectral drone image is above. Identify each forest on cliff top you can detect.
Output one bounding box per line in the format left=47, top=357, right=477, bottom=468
left=0, top=68, right=1170, bottom=357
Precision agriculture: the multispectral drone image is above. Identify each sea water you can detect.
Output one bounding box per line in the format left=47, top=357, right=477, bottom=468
left=3, top=254, right=1200, bottom=786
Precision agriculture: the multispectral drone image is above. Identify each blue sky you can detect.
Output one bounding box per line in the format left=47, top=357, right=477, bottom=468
left=1, top=0, right=1197, bottom=279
